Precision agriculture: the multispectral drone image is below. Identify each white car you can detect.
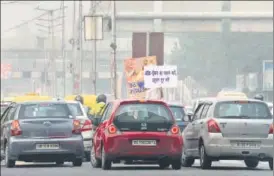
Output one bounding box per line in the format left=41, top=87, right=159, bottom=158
left=66, top=101, right=92, bottom=161
left=266, top=102, right=273, bottom=115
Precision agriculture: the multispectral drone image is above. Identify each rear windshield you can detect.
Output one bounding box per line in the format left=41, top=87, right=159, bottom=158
left=19, top=103, right=72, bottom=119
left=214, top=101, right=272, bottom=119
left=113, top=103, right=174, bottom=132
left=169, top=106, right=186, bottom=121
left=67, top=103, right=83, bottom=116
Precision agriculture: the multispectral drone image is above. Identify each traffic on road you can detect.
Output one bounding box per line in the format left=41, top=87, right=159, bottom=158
left=0, top=91, right=273, bottom=176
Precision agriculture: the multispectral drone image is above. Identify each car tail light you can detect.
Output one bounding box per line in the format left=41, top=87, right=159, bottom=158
left=72, top=120, right=81, bottom=134
left=269, top=124, right=273, bottom=134
left=207, top=119, right=221, bottom=133
left=108, top=125, right=117, bottom=134
left=81, top=120, right=92, bottom=132
left=171, top=125, right=180, bottom=134
left=11, top=120, right=22, bottom=136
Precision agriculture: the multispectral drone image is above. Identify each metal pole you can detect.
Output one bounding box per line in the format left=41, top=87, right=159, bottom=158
left=91, top=1, right=97, bottom=94
left=72, top=1, right=76, bottom=94
left=111, top=0, right=117, bottom=99
left=79, top=0, right=83, bottom=93
left=50, top=10, right=56, bottom=97
left=61, top=0, right=66, bottom=97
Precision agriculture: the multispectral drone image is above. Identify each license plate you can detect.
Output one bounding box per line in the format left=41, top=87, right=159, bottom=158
left=36, top=144, right=59, bottom=150
left=132, top=140, right=157, bottom=146
left=231, top=141, right=260, bottom=149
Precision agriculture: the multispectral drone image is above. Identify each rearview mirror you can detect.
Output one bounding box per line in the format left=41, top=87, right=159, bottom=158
left=187, top=112, right=193, bottom=122
left=92, top=116, right=102, bottom=126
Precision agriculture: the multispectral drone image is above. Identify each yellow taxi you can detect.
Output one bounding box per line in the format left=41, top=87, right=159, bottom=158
left=13, top=93, right=52, bottom=102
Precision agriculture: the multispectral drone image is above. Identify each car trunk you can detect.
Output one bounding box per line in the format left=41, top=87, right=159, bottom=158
left=113, top=121, right=173, bottom=132
left=19, top=118, right=73, bottom=138
left=214, top=118, right=271, bottom=138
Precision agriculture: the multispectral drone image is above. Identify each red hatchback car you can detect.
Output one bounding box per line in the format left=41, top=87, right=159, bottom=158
left=90, top=99, right=183, bottom=170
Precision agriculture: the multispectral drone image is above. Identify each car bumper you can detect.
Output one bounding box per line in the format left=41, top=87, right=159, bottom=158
left=8, top=136, right=84, bottom=161
left=204, top=133, right=273, bottom=160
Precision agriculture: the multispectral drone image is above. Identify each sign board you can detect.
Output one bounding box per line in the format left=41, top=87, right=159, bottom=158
left=263, top=60, right=273, bottom=91
left=124, top=56, right=157, bottom=99
left=144, top=65, right=178, bottom=89
left=84, top=16, right=103, bottom=40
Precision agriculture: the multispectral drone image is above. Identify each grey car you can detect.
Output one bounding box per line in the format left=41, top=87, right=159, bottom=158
left=167, top=102, right=190, bottom=132
left=182, top=97, right=273, bottom=170
left=1, top=101, right=84, bottom=168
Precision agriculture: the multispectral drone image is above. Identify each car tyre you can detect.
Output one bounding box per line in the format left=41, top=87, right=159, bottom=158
left=158, top=159, right=170, bottom=169
left=5, top=145, right=15, bottom=168
left=56, top=161, right=64, bottom=165
left=90, top=143, right=101, bottom=168
left=244, top=159, right=259, bottom=169
left=199, top=143, right=212, bottom=169
left=269, top=159, right=273, bottom=170
left=181, top=146, right=195, bottom=167
left=101, top=145, right=111, bottom=170
left=72, top=158, right=82, bottom=167
left=171, top=159, right=181, bottom=170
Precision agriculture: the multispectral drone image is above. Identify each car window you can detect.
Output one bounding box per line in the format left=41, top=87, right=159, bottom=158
left=7, top=106, right=17, bottom=121
left=113, top=103, right=173, bottom=132
left=18, top=103, right=72, bottom=119
left=67, top=103, right=84, bottom=116
left=214, top=101, right=272, bottom=119
left=193, top=104, right=204, bottom=121
left=169, top=106, right=186, bottom=121
left=101, top=103, right=113, bottom=121
left=201, top=104, right=210, bottom=119
left=1, top=107, right=11, bottom=123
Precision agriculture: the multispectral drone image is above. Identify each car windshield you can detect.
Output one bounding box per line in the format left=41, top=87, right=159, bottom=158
left=169, top=106, right=186, bottom=121
left=214, top=101, right=272, bottom=119
left=18, top=103, right=72, bottom=119
left=67, top=103, right=84, bottom=116
left=114, top=103, right=174, bottom=132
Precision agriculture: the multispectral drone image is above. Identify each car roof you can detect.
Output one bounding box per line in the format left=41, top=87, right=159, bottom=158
left=111, top=99, right=167, bottom=104
left=17, top=100, right=68, bottom=105
left=166, top=101, right=184, bottom=107
left=199, top=97, right=265, bottom=104
left=64, top=100, right=79, bottom=104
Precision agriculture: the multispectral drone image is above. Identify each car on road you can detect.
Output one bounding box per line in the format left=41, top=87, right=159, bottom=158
left=167, top=102, right=190, bottom=132
left=182, top=97, right=273, bottom=170
left=66, top=100, right=92, bottom=161
left=90, top=99, right=183, bottom=170
left=0, top=101, right=84, bottom=168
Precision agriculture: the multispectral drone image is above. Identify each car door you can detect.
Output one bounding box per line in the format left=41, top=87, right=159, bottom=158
left=94, top=103, right=113, bottom=157
left=195, top=104, right=210, bottom=139
left=184, top=103, right=204, bottom=154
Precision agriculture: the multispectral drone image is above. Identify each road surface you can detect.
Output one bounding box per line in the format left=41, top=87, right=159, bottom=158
left=1, top=160, right=272, bottom=176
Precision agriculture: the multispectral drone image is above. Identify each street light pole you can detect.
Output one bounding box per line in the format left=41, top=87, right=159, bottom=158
left=110, top=0, right=117, bottom=99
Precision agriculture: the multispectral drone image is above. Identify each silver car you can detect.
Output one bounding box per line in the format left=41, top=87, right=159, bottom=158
left=0, top=101, right=84, bottom=168
left=182, top=97, right=273, bottom=170
left=66, top=101, right=92, bottom=161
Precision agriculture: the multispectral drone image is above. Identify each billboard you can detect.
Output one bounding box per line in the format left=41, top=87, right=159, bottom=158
left=262, top=60, right=273, bottom=91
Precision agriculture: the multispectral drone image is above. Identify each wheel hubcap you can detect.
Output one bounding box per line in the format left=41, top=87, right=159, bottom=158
left=200, top=146, right=204, bottom=164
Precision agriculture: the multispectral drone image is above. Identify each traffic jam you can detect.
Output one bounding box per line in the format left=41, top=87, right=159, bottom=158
left=0, top=91, right=273, bottom=171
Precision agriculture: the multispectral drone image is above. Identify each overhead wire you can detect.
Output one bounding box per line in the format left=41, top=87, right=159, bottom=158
left=2, top=12, right=48, bottom=36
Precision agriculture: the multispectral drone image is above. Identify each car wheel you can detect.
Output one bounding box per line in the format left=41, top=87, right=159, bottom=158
left=269, top=159, right=273, bottom=170
left=244, top=159, right=259, bottom=169
left=5, top=145, right=15, bottom=168
left=171, top=158, right=181, bottom=170
left=101, top=145, right=111, bottom=170
left=90, top=143, right=101, bottom=168
left=72, top=158, right=82, bottom=167
left=158, top=159, right=170, bottom=169
left=56, top=161, right=64, bottom=165
left=199, top=143, right=212, bottom=169
left=181, top=146, right=195, bottom=167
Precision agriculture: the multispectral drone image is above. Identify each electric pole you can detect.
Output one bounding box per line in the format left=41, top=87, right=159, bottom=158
left=61, top=0, right=66, bottom=97
left=90, top=1, right=97, bottom=94
left=78, top=0, right=83, bottom=94
left=35, top=6, right=66, bottom=97
left=110, top=0, right=117, bottom=99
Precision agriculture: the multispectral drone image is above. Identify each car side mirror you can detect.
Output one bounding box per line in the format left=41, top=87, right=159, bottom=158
left=187, top=112, right=193, bottom=122
left=92, top=115, right=102, bottom=126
